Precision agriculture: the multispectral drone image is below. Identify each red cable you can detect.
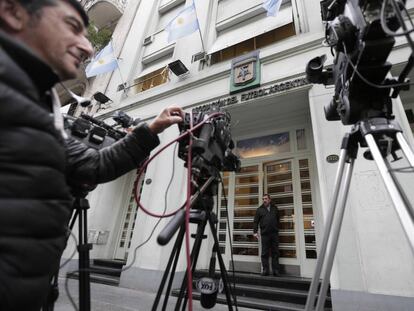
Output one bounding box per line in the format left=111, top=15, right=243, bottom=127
left=132, top=111, right=224, bottom=310
left=133, top=112, right=223, bottom=218
left=185, top=111, right=193, bottom=311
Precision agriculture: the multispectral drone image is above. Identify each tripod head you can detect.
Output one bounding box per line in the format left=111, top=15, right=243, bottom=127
left=306, top=0, right=412, bottom=125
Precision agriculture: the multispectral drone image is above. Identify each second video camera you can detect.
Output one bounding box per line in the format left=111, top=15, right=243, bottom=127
left=306, top=0, right=408, bottom=125
left=178, top=107, right=240, bottom=178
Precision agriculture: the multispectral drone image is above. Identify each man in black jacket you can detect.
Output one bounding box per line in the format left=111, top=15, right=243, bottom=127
left=253, top=194, right=280, bottom=276
left=0, top=1, right=183, bottom=310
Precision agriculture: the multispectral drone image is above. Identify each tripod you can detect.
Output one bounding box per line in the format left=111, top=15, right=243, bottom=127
left=69, top=197, right=93, bottom=311
left=41, top=196, right=93, bottom=311
left=305, top=117, right=414, bottom=311
left=152, top=176, right=235, bottom=311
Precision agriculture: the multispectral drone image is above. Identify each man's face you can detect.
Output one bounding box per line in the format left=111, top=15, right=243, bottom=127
left=262, top=196, right=271, bottom=206
left=18, top=1, right=94, bottom=80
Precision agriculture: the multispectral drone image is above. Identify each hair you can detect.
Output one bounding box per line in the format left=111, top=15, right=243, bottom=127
left=17, top=0, right=89, bottom=26
left=263, top=194, right=271, bottom=199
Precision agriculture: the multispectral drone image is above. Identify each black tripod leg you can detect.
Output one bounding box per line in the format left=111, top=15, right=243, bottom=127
left=80, top=208, right=90, bottom=311
left=69, top=209, right=79, bottom=231
left=208, top=215, right=234, bottom=311
left=175, top=218, right=208, bottom=311
left=77, top=200, right=92, bottom=311
left=161, top=242, right=183, bottom=311
left=152, top=226, right=185, bottom=311
left=41, top=273, right=59, bottom=311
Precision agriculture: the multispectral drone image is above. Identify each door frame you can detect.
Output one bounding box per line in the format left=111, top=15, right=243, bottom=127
left=219, top=125, right=319, bottom=276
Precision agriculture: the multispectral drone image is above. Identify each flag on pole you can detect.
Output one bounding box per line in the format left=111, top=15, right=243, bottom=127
left=263, top=0, right=283, bottom=17
left=165, top=3, right=199, bottom=43
left=85, top=42, right=118, bottom=78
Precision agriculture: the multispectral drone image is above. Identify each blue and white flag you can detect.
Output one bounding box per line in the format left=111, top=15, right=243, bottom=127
left=263, top=0, right=283, bottom=17
left=85, top=42, right=118, bottom=78
left=165, top=3, right=199, bottom=43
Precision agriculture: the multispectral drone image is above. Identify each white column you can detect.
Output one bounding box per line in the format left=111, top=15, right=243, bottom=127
left=309, top=84, right=414, bottom=309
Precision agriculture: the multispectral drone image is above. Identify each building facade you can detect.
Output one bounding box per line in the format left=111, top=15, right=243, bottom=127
left=62, top=1, right=414, bottom=310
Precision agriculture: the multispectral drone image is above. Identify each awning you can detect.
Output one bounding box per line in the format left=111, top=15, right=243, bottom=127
left=209, top=3, right=293, bottom=55
left=137, top=58, right=171, bottom=79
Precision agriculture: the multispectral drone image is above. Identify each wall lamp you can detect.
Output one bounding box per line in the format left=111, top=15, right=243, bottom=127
left=93, top=92, right=112, bottom=104
left=168, top=60, right=189, bottom=76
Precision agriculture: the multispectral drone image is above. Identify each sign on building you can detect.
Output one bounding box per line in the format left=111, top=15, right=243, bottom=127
left=230, top=50, right=261, bottom=94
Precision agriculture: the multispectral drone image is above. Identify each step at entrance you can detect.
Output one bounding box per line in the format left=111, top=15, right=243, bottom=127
left=67, top=259, right=126, bottom=286
left=172, top=271, right=332, bottom=311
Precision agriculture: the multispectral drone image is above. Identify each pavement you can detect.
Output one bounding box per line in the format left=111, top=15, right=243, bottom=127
left=54, top=278, right=253, bottom=311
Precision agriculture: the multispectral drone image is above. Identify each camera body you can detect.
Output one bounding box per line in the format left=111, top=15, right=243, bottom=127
left=64, top=114, right=126, bottom=150
left=178, top=107, right=240, bottom=178
left=306, top=0, right=407, bottom=125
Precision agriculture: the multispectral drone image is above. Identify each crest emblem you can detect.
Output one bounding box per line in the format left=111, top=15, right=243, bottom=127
left=230, top=51, right=260, bottom=94
left=234, top=62, right=255, bottom=85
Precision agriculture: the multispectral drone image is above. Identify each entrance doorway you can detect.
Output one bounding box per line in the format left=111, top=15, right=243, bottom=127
left=114, top=172, right=144, bottom=260
left=218, top=129, right=318, bottom=277
left=264, top=158, right=317, bottom=276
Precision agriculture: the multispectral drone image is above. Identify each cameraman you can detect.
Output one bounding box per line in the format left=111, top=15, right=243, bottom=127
left=0, top=1, right=183, bottom=310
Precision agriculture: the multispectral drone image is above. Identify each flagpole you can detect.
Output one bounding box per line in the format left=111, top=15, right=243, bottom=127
left=111, top=39, right=129, bottom=96
left=192, top=0, right=205, bottom=53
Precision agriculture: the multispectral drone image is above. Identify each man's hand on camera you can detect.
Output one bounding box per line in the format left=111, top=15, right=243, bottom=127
left=148, top=106, right=184, bottom=134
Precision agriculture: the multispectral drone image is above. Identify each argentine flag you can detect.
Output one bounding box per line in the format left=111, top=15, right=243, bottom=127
left=263, top=0, right=283, bottom=17
left=165, top=3, right=199, bottom=43
left=85, top=42, right=118, bottom=78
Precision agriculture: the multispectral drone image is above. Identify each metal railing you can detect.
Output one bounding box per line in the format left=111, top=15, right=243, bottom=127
left=81, top=0, right=128, bottom=12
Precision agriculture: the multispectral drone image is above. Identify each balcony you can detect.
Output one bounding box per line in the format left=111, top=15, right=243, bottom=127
left=83, top=0, right=128, bottom=29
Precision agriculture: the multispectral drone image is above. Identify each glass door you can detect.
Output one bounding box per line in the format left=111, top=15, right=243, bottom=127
left=264, top=158, right=317, bottom=276
left=265, top=160, right=298, bottom=265
left=114, top=172, right=144, bottom=260
left=298, top=158, right=317, bottom=276
left=232, top=165, right=261, bottom=258
left=219, top=157, right=317, bottom=275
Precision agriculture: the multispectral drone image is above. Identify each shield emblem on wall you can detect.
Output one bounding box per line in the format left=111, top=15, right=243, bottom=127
left=230, top=50, right=260, bottom=94
left=234, top=62, right=256, bottom=86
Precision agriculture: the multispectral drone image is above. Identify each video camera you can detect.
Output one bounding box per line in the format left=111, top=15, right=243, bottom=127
left=306, top=0, right=410, bottom=125
left=64, top=113, right=126, bottom=149
left=177, top=107, right=240, bottom=178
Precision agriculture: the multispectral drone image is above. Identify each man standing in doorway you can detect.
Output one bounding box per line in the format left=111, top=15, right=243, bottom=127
left=253, top=194, right=280, bottom=276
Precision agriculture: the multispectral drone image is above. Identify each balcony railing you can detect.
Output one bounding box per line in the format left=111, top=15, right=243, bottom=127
left=82, top=0, right=128, bottom=13
left=80, top=0, right=128, bottom=29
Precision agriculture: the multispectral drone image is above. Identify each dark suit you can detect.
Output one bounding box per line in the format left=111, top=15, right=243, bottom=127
left=253, top=204, right=280, bottom=274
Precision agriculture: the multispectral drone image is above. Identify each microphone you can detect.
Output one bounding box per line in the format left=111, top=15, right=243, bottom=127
left=197, top=250, right=220, bottom=309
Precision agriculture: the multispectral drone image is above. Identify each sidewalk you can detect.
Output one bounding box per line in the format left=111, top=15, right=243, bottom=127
left=55, top=278, right=252, bottom=311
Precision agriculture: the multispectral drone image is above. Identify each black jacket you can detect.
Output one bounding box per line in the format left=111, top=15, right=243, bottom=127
left=0, top=31, right=159, bottom=311
left=253, top=204, right=279, bottom=235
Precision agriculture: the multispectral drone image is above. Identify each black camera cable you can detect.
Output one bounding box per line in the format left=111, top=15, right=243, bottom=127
left=121, top=143, right=179, bottom=273
left=381, top=0, right=414, bottom=37
left=342, top=41, right=414, bottom=89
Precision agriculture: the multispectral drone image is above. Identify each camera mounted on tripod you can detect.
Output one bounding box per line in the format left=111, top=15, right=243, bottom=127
left=304, top=3, right=414, bottom=310
left=155, top=107, right=240, bottom=310
left=177, top=107, right=240, bottom=179
left=306, top=0, right=410, bottom=125
left=64, top=113, right=127, bottom=149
